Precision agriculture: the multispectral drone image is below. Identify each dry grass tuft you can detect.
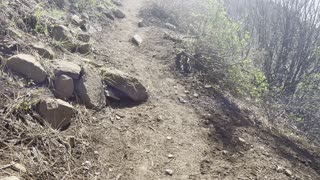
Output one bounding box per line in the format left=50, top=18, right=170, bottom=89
left=0, top=78, right=107, bottom=179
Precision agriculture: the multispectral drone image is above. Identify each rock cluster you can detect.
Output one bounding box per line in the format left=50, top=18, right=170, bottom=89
left=1, top=3, right=148, bottom=131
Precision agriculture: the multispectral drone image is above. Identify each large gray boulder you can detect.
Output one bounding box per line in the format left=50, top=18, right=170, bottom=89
left=101, top=68, right=148, bottom=102
left=31, top=43, right=55, bottom=59
left=37, top=98, right=76, bottom=129
left=52, top=60, right=81, bottom=79
left=7, top=54, right=47, bottom=83
left=75, top=65, right=106, bottom=109
left=54, top=75, right=74, bottom=99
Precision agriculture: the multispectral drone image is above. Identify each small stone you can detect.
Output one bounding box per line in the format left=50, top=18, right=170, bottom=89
left=81, top=13, right=89, bottom=20
left=284, top=169, right=292, bottom=176
left=178, top=97, right=187, bottom=103
left=11, top=162, right=27, bottom=173
left=276, top=165, right=284, bottom=172
left=165, top=169, right=173, bottom=175
left=94, top=151, right=99, bottom=155
left=204, top=84, right=212, bottom=89
left=52, top=60, right=81, bottom=79
left=138, top=20, right=145, bottom=27
left=193, top=93, right=199, bottom=98
left=77, top=33, right=90, bottom=42
left=184, top=90, right=190, bottom=94
left=238, top=137, right=246, bottom=143
left=71, top=14, right=85, bottom=26
left=165, top=23, right=177, bottom=30
left=31, top=43, right=55, bottom=59
left=83, top=161, right=91, bottom=166
left=105, top=12, right=115, bottom=20
left=112, top=0, right=123, bottom=6
left=50, top=25, right=73, bottom=42
left=77, top=43, right=91, bottom=54
left=116, top=115, right=121, bottom=120
left=132, top=34, right=143, bottom=46
left=37, top=98, right=76, bottom=129
left=167, top=154, right=174, bottom=158
left=112, top=8, right=126, bottom=19
left=54, top=74, right=74, bottom=99
left=222, top=150, right=228, bottom=155
left=166, top=136, right=172, bottom=140
left=157, top=115, right=163, bottom=121
left=145, top=149, right=150, bottom=153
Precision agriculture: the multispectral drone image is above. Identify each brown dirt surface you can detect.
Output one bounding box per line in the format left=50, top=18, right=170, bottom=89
left=88, top=0, right=320, bottom=179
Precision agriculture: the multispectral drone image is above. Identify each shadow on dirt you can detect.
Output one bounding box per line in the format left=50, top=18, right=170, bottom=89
left=204, top=88, right=320, bottom=174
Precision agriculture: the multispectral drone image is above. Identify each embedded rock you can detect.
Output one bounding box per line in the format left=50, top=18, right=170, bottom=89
left=75, top=65, right=106, bottom=109
left=77, top=43, right=91, bottom=54
left=101, top=68, right=148, bottom=102
left=71, top=14, right=85, bottom=26
left=37, top=98, right=76, bottom=129
left=7, top=54, right=47, bottom=83
left=112, top=9, right=126, bottom=18
left=31, top=43, right=55, bottom=59
left=50, top=25, right=72, bottom=42
left=54, top=75, right=74, bottom=99
left=77, top=33, right=90, bottom=42
left=52, top=60, right=81, bottom=79
left=132, top=34, right=143, bottom=46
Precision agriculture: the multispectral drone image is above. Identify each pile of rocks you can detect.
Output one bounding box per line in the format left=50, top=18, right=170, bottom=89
left=4, top=52, right=148, bottom=130
left=0, top=1, right=147, bottom=131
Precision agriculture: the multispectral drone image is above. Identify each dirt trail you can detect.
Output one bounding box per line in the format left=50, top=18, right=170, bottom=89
left=89, top=0, right=320, bottom=180
left=93, top=0, right=211, bottom=179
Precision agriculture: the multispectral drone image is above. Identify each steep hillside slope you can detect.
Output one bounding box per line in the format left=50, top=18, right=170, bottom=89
left=0, top=0, right=320, bottom=180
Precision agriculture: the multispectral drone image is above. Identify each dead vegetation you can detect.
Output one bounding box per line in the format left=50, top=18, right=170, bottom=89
left=0, top=78, right=108, bottom=179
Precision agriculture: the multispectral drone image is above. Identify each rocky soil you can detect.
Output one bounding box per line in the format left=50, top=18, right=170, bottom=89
left=0, top=0, right=320, bottom=179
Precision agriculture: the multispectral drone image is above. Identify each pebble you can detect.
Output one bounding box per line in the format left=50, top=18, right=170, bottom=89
left=157, top=115, right=163, bottom=122
left=193, top=93, right=199, bottom=98
left=94, top=151, right=99, bottom=155
left=11, top=162, right=27, bottom=173
left=165, top=169, right=173, bottom=175
left=238, top=137, right=246, bottom=143
left=284, top=169, right=293, bottom=176
left=166, top=136, right=172, bottom=140
left=167, top=154, right=174, bottom=158
left=204, top=84, right=212, bottom=89
left=115, top=115, right=121, bottom=120
left=222, top=150, right=228, bottom=155
left=178, top=97, right=187, bottom=103
left=276, top=165, right=284, bottom=172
